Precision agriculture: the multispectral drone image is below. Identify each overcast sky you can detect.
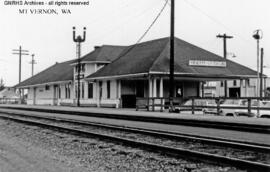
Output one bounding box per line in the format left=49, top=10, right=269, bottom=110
left=0, top=0, right=269, bottom=86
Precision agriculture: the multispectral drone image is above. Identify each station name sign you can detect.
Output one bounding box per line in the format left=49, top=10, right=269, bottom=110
left=189, top=60, right=227, bottom=67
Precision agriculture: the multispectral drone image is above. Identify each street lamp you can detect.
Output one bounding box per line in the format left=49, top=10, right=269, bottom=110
left=73, top=27, right=86, bottom=107
left=252, top=29, right=263, bottom=98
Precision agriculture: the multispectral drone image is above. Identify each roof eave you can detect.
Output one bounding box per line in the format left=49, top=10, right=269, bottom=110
left=15, top=80, right=73, bottom=89
left=85, top=73, right=149, bottom=81
left=70, top=61, right=111, bottom=66
left=149, top=71, right=259, bottom=79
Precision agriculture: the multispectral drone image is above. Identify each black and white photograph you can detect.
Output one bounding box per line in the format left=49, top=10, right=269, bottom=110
left=0, top=0, right=270, bottom=171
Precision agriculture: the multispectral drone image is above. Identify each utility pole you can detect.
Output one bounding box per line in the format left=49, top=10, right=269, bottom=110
left=169, top=0, right=175, bottom=112
left=260, top=48, right=264, bottom=98
left=216, top=34, right=233, bottom=97
left=73, top=27, right=86, bottom=107
left=29, top=54, right=37, bottom=76
left=12, top=46, right=29, bottom=83
left=252, top=29, right=263, bottom=98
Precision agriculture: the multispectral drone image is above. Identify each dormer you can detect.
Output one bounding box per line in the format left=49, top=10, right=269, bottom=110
left=70, top=45, right=127, bottom=80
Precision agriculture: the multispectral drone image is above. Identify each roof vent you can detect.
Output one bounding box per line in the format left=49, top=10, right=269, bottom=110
left=94, top=46, right=101, bottom=50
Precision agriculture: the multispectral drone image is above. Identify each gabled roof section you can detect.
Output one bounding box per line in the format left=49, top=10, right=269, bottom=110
left=80, top=45, right=126, bottom=63
left=150, top=38, right=258, bottom=76
left=87, top=37, right=258, bottom=79
left=87, top=37, right=169, bottom=78
left=15, top=59, right=76, bottom=88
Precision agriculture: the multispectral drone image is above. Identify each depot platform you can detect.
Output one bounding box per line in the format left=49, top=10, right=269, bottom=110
left=0, top=104, right=269, bottom=146
left=0, top=104, right=269, bottom=126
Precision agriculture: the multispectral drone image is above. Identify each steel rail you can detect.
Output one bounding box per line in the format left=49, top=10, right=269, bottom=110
left=0, top=114, right=269, bottom=172
left=0, top=106, right=269, bottom=134
left=0, top=110, right=270, bottom=152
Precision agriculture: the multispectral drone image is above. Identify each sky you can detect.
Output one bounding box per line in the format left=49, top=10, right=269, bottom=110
left=0, top=0, right=269, bottom=86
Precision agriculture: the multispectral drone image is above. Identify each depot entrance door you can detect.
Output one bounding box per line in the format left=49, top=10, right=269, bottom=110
left=229, top=87, right=240, bottom=97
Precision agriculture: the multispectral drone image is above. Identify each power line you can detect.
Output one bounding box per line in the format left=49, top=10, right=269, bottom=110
left=181, top=0, right=254, bottom=48
left=135, top=0, right=168, bottom=44
left=91, top=1, right=161, bottom=42
left=116, top=0, right=169, bottom=59
left=85, top=0, right=138, bottom=26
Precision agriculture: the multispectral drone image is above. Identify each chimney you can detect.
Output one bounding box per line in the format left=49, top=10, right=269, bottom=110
left=94, top=46, right=101, bottom=50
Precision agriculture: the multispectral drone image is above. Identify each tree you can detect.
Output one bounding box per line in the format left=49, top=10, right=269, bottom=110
left=0, top=78, right=5, bottom=91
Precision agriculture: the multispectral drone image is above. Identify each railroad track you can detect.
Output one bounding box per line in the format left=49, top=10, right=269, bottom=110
left=0, top=110, right=269, bottom=171
left=0, top=106, right=269, bottom=134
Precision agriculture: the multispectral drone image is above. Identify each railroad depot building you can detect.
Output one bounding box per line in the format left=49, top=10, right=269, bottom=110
left=16, top=37, right=260, bottom=108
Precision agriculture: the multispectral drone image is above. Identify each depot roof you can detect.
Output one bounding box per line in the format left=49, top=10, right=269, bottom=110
left=15, top=59, right=75, bottom=88
left=16, top=45, right=126, bottom=88
left=86, top=37, right=259, bottom=80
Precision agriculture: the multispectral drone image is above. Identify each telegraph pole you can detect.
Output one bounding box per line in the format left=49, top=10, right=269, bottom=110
left=73, top=27, right=86, bottom=107
left=216, top=34, right=233, bottom=97
left=169, top=0, right=175, bottom=112
left=252, top=29, right=263, bottom=98
left=12, top=46, right=29, bottom=83
left=29, top=54, right=37, bottom=76
left=260, top=48, right=264, bottom=98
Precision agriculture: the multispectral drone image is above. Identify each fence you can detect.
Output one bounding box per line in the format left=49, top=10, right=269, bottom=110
left=0, top=98, right=21, bottom=104
left=136, top=97, right=270, bottom=115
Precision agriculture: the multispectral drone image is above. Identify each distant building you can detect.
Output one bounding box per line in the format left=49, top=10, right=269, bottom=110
left=214, top=77, right=269, bottom=97
left=15, top=37, right=259, bottom=107
left=0, top=87, right=20, bottom=99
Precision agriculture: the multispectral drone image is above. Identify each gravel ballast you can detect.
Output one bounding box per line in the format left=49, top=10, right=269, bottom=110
left=0, top=118, right=244, bottom=172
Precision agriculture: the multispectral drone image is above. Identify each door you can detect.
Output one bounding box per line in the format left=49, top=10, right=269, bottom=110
left=136, top=81, right=145, bottom=97
left=229, top=87, right=240, bottom=97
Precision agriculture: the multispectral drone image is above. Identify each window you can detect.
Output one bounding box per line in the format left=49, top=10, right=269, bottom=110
left=88, top=82, right=93, bottom=98
left=59, top=87, right=61, bottom=98
left=75, top=83, right=85, bottom=98
left=75, top=85, right=78, bottom=98
left=233, top=80, right=237, bottom=86
left=75, top=64, right=85, bottom=73
left=247, top=79, right=250, bottom=86
left=99, top=81, right=103, bottom=98
left=81, top=64, right=85, bottom=72
left=220, top=81, right=224, bottom=87
left=107, top=81, right=110, bottom=99
left=65, top=84, right=71, bottom=99
left=82, top=82, right=84, bottom=99
left=45, top=85, right=50, bottom=90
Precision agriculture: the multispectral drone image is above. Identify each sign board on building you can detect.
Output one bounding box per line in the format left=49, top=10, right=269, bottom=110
left=189, top=60, right=226, bottom=67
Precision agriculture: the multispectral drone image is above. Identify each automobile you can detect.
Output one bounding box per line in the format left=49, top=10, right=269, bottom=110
left=257, top=101, right=270, bottom=118
left=219, top=99, right=248, bottom=117
left=202, top=99, right=218, bottom=115
left=234, top=100, right=270, bottom=118
left=176, top=99, right=207, bottom=113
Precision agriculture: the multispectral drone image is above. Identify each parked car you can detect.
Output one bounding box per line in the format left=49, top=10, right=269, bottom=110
left=176, top=99, right=207, bottom=113
left=202, top=99, right=218, bottom=115
left=219, top=99, right=248, bottom=117
left=234, top=100, right=270, bottom=118
left=257, top=101, right=270, bottom=118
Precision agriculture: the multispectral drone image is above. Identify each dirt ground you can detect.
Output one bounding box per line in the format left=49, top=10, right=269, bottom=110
left=0, top=128, right=89, bottom=172
left=0, top=118, right=242, bottom=172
